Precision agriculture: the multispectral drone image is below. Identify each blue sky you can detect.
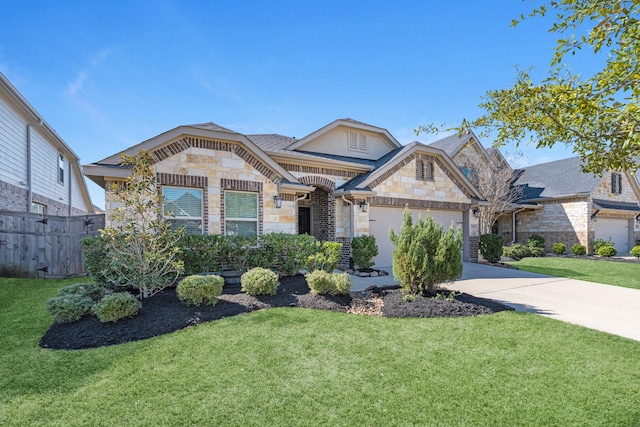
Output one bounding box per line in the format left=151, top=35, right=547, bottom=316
left=1, top=0, right=579, bottom=208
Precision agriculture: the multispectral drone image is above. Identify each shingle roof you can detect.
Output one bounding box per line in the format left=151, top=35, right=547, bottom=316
left=428, top=132, right=474, bottom=156
left=247, top=134, right=296, bottom=151
left=337, top=146, right=406, bottom=191
left=186, top=122, right=240, bottom=134
left=514, top=156, right=601, bottom=200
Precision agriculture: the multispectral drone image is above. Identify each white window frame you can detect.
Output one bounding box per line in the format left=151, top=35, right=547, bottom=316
left=58, top=153, right=65, bottom=184
left=31, top=202, right=47, bottom=215
left=224, top=191, right=258, bottom=236
left=162, top=186, right=204, bottom=234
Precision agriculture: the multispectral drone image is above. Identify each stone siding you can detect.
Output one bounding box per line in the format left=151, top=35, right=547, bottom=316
left=0, top=180, right=89, bottom=216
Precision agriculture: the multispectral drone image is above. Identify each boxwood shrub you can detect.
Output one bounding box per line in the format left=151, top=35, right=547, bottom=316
left=571, top=244, right=587, bottom=255
left=177, top=274, right=224, bottom=306
left=479, top=234, right=503, bottom=263
left=597, top=246, right=617, bottom=257
left=551, top=242, right=567, bottom=255
left=92, top=292, right=142, bottom=323
left=502, top=244, right=531, bottom=260
left=305, top=270, right=352, bottom=295
left=630, top=245, right=640, bottom=258
left=241, top=267, right=280, bottom=296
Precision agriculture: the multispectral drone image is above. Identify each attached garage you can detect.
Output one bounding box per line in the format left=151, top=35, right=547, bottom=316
left=369, top=206, right=464, bottom=267
left=595, top=218, right=630, bottom=253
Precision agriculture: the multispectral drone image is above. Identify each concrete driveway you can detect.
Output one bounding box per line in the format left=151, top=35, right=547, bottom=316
left=350, top=263, right=640, bottom=342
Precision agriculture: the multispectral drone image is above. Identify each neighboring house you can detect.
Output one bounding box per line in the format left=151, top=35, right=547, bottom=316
left=510, top=157, right=640, bottom=253
left=0, top=72, right=94, bottom=215
left=430, top=133, right=640, bottom=254
left=83, top=119, right=486, bottom=267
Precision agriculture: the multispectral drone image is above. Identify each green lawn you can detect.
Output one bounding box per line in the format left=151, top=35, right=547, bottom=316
left=1, top=278, right=639, bottom=426
left=508, top=256, right=640, bottom=290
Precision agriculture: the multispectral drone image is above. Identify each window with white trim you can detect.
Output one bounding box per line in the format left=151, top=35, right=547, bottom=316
left=31, top=202, right=47, bottom=215
left=58, top=153, right=65, bottom=184
left=225, top=191, right=258, bottom=236
left=162, top=186, right=203, bottom=234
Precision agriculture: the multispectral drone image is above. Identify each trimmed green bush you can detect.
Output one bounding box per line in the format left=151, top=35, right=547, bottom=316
left=177, top=275, right=224, bottom=306
left=597, top=246, right=617, bottom=257
left=351, top=235, right=379, bottom=269
left=92, top=293, right=142, bottom=323
left=262, top=233, right=317, bottom=276
left=331, top=273, right=352, bottom=295
left=552, top=242, right=567, bottom=255
left=571, top=244, right=587, bottom=255
left=241, top=267, right=279, bottom=296
left=57, top=282, right=107, bottom=302
left=630, top=245, right=640, bottom=258
left=45, top=294, right=94, bottom=323
left=528, top=234, right=545, bottom=249
left=593, top=238, right=614, bottom=253
left=479, top=234, right=504, bottom=263
left=307, top=241, right=342, bottom=272
left=529, top=246, right=546, bottom=257
left=503, top=244, right=531, bottom=260
left=389, top=208, right=462, bottom=296
left=177, top=234, right=224, bottom=275
left=82, top=235, right=136, bottom=291
left=305, top=270, right=352, bottom=295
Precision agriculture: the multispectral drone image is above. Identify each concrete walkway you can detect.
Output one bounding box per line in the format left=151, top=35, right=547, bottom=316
left=350, top=263, right=640, bottom=342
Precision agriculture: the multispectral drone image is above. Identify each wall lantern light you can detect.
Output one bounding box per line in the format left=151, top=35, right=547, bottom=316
left=274, top=195, right=282, bottom=209
left=591, top=209, right=599, bottom=222
left=359, top=201, right=368, bottom=213
left=472, top=207, right=481, bottom=218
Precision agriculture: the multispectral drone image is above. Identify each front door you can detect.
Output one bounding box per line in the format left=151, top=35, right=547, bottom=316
left=298, top=207, right=311, bottom=235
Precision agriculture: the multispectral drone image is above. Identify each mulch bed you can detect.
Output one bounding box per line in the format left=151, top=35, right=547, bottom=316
left=39, top=275, right=513, bottom=351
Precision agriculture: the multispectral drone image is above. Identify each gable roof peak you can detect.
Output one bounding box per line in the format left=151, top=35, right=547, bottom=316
left=184, top=122, right=240, bottom=134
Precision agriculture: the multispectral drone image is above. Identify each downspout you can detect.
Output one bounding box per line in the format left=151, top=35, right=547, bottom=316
left=341, top=196, right=354, bottom=267
left=511, top=207, right=526, bottom=244
left=68, top=160, right=73, bottom=216
left=26, top=119, right=44, bottom=212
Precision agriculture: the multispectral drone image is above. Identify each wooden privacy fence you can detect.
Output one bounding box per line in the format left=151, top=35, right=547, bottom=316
left=0, top=210, right=105, bottom=278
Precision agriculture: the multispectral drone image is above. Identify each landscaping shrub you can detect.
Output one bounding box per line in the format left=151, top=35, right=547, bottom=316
left=92, top=292, right=142, bottom=323
left=571, top=244, right=587, bottom=255
left=529, top=246, right=546, bottom=257
left=307, top=241, right=342, bottom=272
left=592, top=238, right=614, bottom=254
left=351, top=235, right=379, bottom=269
left=552, top=242, right=567, bottom=255
left=630, top=245, right=640, bottom=258
left=479, top=234, right=503, bottom=263
left=177, top=234, right=224, bottom=275
left=528, top=234, right=545, bottom=249
left=503, top=244, right=531, bottom=260
left=57, top=282, right=108, bottom=302
left=597, top=246, right=617, bottom=257
left=82, top=235, right=136, bottom=291
left=262, top=233, right=317, bottom=276
left=389, top=208, right=462, bottom=295
left=45, top=294, right=94, bottom=324
left=305, top=270, right=352, bottom=295
left=241, top=267, right=279, bottom=295
left=177, top=275, right=224, bottom=306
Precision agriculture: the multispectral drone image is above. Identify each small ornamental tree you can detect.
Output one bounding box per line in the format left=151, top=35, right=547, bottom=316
left=101, top=150, right=184, bottom=299
left=389, top=208, right=463, bottom=296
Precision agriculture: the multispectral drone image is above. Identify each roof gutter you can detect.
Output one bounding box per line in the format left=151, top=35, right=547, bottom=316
left=26, top=120, right=43, bottom=211
left=512, top=207, right=527, bottom=245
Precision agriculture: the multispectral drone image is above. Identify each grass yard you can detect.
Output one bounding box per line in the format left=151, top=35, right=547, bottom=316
left=508, top=256, right=640, bottom=290
left=1, top=278, right=639, bottom=426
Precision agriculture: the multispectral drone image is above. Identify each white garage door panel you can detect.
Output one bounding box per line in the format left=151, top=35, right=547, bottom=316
left=595, top=218, right=629, bottom=252
left=369, top=207, right=463, bottom=267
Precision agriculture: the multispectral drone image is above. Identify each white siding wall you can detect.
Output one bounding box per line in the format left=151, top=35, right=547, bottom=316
left=0, top=95, right=28, bottom=186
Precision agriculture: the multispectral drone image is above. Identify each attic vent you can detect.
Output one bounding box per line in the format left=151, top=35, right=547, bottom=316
left=348, top=132, right=368, bottom=153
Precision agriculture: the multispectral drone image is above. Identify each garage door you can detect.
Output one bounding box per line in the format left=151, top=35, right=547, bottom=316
left=595, top=218, right=629, bottom=252
left=369, top=207, right=463, bottom=267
